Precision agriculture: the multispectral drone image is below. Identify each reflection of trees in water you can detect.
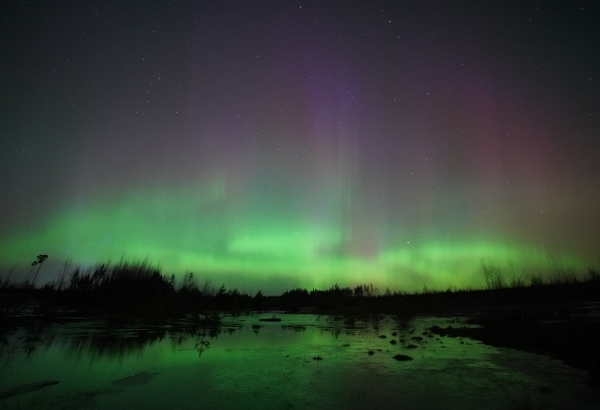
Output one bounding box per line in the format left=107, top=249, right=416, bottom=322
left=1, top=327, right=57, bottom=373
left=1, top=323, right=242, bottom=368
left=281, top=325, right=307, bottom=332
left=223, top=327, right=238, bottom=336
left=195, top=337, right=210, bottom=357
left=170, top=328, right=219, bottom=358
left=316, top=315, right=403, bottom=340
left=178, top=325, right=240, bottom=357
left=65, top=330, right=169, bottom=362
left=66, top=325, right=238, bottom=362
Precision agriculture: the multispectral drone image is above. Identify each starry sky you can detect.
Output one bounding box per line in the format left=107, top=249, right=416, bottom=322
left=1, top=1, right=599, bottom=294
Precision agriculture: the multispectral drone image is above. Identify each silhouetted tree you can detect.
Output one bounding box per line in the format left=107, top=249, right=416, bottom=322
left=30, top=254, right=48, bottom=287
left=254, top=290, right=265, bottom=310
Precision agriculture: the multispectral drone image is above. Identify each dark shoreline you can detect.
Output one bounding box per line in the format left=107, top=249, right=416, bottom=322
left=429, top=303, right=600, bottom=388
left=3, top=303, right=600, bottom=391
left=3, top=267, right=600, bottom=392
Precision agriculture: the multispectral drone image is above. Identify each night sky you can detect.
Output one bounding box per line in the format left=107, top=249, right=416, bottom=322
left=1, top=1, right=599, bottom=294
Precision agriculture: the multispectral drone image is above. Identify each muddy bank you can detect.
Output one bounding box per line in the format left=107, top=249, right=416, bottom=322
left=429, top=304, right=600, bottom=387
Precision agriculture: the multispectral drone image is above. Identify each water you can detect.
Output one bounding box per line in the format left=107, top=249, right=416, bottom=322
left=1, top=314, right=598, bottom=409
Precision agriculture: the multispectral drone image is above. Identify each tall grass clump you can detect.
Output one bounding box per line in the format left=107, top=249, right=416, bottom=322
left=1, top=265, right=17, bottom=288
left=481, top=259, right=505, bottom=289
left=506, top=259, right=526, bottom=288
left=175, top=272, right=219, bottom=321
left=529, top=273, right=544, bottom=287
left=63, top=258, right=176, bottom=319
left=588, top=268, right=600, bottom=284
left=548, top=260, right=579, bottom=285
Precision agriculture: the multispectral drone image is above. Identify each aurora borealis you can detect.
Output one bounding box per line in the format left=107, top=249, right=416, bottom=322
left=1, top=1, right=599, bottom=293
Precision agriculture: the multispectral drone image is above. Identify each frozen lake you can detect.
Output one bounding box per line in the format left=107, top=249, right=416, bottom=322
left=1, top=314, right=598, bottom=409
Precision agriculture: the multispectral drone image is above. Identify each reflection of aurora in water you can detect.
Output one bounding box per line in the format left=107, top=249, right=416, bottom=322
left=1, top=314, right=599, bottom=410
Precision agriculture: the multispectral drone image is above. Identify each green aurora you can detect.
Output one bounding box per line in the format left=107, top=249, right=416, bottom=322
left=2, top=2, right=599, bottom=294
left=0, top=180, right=589, bottom=294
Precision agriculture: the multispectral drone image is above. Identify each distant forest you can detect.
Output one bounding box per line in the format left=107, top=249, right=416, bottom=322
left=2, top=258, right=599, bottom=323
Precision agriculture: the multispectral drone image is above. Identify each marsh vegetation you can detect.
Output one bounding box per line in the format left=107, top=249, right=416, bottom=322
left=1, top=256, right=600, bottom=408
left=2, top=257, right=599, bottom=323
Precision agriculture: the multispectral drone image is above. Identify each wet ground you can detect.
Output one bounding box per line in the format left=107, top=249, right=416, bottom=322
left=429, top=302, right=600, bottom=383
left=1, top=314, right=599, bottom=409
